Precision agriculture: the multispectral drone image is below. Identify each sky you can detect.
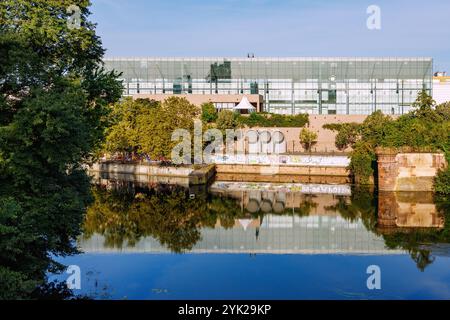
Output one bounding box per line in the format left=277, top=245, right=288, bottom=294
left=90, top=0, right=450, bottom=71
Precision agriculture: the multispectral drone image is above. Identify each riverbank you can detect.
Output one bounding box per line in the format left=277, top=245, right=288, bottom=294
left=88, top=162, right=216, bottom=187
left=88, top=153, right=352, bottom=187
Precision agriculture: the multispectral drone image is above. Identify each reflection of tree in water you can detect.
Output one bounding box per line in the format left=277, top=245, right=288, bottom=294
left=382, top=232, right=439, bottom=272
left=293, top=195, right=318, bottom=217
left=84, top=185, right=450, bottom=271
left=83, top=185, right=245, bottom=253
left=323, top=188, right=450, bottom=271
left=207, top=196, right=242, bottom=229
left=83, top=185, right=338, bottom=252
left=324, top=186, right=377, bottom=231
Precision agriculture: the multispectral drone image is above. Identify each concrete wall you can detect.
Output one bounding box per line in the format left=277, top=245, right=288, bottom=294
left=209, top=183, right=352, bottom=214
left=244, top=115, right=367, bottom=153
left=132, top=95, right=367, bottom=153
left=91, top=162, right=194, bottom=176
left=215, top=164, right=349, bottom=176
left=377, top=149, right=448, bottom=192
left=89, top=162, right=215, bottom=186
left=215, top=173, right=351, bottom=184
left=132, top=93, right=263, bottom=112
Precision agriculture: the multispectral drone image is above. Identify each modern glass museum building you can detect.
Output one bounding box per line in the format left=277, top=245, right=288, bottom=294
left=104, top=57, right=433, bottom=115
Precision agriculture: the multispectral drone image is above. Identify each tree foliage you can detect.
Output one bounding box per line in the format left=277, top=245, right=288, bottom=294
left=104, top=97, right=200, bottom=160
left=327, top=123, right=360, bottom=151
left=83, top=185, right=244, bottom=253
left=103, top=98, right=159, bottom=155
left=435, top=169, right=450, bottom=194
left=299, top=128, right=318, bottom=152
left=201, top=102, right=218, bottom=124
left=0, top=0, right=122, bottom=299
left=139, top=97, right=199, bottom=159
left=216, top=110, right=239, bottom=132
left=326, top=91, right=450, bottom=187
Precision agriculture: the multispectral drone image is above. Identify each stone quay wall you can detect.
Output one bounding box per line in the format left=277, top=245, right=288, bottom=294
left=376, top=148, right=448, bottom=192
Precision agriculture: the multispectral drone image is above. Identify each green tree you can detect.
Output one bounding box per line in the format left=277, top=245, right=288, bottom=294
left=299, top=128, right=318, bottom=152
left=201, top=102, right=218, bottom=124
left=138, top=97, right=200, bottom=159
left=0, top=0, right=122, bottom=299
left=332, top=123, right=360, bottom=151
left=103, top=98, right=159, bottom=156
left=328, top=91, right=450, bottom=188
left=435, top=169, right=450, bottom=194
left=216, top=110, right=239, bottom=132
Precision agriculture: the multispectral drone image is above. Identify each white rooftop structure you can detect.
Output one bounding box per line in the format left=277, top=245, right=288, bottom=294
left=234, top=96, right=256, bottom=111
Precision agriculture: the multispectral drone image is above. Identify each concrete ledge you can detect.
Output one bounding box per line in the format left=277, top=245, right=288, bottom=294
left=216, top=164, right=350, bottom=176
left=216, top=173, right=351, bottom=184
left=88, top=162, right=215, bottom=186
left=189, top=165, right=216, bottom=185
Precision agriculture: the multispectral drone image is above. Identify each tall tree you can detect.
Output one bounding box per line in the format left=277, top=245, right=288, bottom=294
left=138, top=97, right=200, bottom=159
left=0, top=0, right=122, bottom=299
left=103, top=98, right=159, bottom=157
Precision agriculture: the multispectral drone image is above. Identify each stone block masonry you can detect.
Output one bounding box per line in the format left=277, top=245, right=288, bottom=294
left=376, top=148, right=448, bottom=192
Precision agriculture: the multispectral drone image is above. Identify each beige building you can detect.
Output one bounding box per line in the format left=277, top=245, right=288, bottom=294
left=133, top=93, right=263, bottom=112
left=433, top=73, right=450, bottom=104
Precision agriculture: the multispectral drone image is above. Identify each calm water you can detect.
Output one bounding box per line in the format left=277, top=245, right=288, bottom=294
left=51, top=180, right=450, bottom=300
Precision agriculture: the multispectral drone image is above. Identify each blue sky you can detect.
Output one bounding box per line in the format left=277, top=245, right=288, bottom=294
left=91, top=0, right=450, bottom=71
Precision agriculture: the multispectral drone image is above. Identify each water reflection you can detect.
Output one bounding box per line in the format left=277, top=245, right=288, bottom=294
left=377, top=192, right=444, bottom=231
left=80, top=181, right=450, bottom=271
left=376, top=192, right=449, bottom=271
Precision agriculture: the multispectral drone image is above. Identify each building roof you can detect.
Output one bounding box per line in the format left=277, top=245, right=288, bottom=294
left=104, top=57, right=433, bottom=81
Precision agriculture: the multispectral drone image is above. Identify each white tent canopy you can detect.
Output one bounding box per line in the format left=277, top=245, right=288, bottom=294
left=234, top=96, right=256, bottom=111
left=238, top=219, right=253, bottom=231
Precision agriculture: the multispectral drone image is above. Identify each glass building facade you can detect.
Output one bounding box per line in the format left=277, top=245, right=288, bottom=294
left=104, top=57, right=433, bottom=115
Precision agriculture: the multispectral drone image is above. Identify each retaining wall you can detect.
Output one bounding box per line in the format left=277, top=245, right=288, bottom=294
left=376, top=149, right=447, bottom=192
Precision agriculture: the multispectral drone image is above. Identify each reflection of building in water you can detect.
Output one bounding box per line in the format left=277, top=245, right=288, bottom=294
left=210, top=184, right=350, bottom=216
left=80, top=214, right=400, bottom=254
left=210, top=181, right=351, bottom=196
left=80, top=189, right=404, bottom=255
left=377, top=192, right=444, bottom=234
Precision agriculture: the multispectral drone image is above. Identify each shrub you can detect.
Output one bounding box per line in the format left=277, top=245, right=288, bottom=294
left=322, top=123, right=344, bottom=131
left=334, top=123, right=360, bottom=151
left=349, top=142, right=376, bottom=184
left=435, top=169, right=450, bottom=194
left=216, top=110, right=239, bottom=131
left=201, top=102, right=218, bottom=123
left=299, top=128, right=318, bottom=152
left=237, top=112, right=269, bottom=127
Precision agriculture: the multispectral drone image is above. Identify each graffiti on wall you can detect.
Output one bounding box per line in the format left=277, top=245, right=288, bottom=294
left=212, top=154, right=350, bottom=167
left=210, top=181, right=352, bottom=195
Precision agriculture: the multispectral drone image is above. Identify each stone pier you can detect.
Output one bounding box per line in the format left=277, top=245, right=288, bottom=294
left=376, top=148, right=447, bottom=192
